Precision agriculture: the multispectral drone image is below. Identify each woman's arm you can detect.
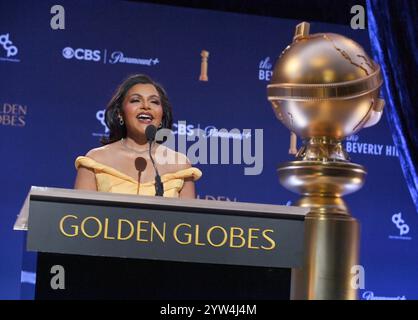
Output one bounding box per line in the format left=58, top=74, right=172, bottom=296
left=74, top=166, right=97, bottom=191
left=179, top=177, right=196, bottom=199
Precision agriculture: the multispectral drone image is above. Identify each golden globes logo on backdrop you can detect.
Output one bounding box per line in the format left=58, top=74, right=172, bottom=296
left=197, top=194, right=238, bottom=202
left=0, top=103, right=27, bottom=127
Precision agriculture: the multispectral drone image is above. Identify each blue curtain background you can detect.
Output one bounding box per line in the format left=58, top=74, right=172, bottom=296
left=367, top=0, right=418, bottom=214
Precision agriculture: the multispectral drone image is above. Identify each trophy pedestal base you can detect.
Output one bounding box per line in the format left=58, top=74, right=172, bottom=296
left=278, top=160, right=363, bottom=300
left=291, top=213, right=359, bottom=300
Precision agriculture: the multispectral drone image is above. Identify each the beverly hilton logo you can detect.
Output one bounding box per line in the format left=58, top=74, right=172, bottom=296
left=258, top=57, right=273, bottom=81
left=0, top=103, right=27, bottom=127
left=345, top=134, right=399, bottom=157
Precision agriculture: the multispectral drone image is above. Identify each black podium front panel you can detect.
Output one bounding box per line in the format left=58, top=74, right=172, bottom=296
left=35, top=253, right=291, bottom=300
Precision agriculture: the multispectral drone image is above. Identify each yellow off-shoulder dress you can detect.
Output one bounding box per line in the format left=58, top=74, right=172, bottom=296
left=75, top=156, right=202, bottom=198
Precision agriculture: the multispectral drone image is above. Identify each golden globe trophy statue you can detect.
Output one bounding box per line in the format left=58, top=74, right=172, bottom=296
left=267, top=22, right=385, bottom=300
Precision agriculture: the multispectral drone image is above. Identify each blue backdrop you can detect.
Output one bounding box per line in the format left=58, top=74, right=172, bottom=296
left=0, top=0, right=416, bottom=299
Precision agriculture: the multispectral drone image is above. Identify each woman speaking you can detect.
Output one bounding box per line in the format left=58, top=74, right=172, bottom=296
left=74, top=74, right=202, bottom=198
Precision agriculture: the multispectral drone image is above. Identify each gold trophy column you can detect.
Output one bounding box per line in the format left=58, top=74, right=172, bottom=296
left=281, top=160, right=363, bottom=299
left=199, top=50, right=209, bottom=81
left=267, top=22, right=385, bottom=300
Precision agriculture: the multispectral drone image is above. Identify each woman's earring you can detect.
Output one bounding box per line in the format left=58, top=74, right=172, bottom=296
left=158, top=122, right=163, bottom=129
left=118, top=116, right=124, bottom=126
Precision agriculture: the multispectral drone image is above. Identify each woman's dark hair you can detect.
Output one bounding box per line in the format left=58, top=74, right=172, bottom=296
left=101, top=74, right=173, bottom=145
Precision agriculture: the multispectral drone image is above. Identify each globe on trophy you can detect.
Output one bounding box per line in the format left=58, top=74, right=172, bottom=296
left=267, top=22, right=385, bottom=299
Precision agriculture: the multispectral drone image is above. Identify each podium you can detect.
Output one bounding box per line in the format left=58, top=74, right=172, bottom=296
left=14, top=187, right=308, bottom=300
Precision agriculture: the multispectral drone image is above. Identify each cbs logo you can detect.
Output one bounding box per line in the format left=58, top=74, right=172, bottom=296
left=172, top=122, right=194, bottom=136
left=62, top=47, right=101, bottom=62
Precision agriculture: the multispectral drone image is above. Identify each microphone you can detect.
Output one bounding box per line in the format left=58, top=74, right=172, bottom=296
left=145, top=125, right=164, bottom=196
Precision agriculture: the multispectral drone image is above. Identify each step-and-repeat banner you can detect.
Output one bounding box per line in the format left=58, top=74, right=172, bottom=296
left=1, top=0, right=417, bottom=299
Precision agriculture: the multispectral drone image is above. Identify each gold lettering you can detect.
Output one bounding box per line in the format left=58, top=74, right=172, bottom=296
left=117, top=219, right=134, bottom=240
left=80, top=216, right=102, bottom=239
left=150, top=222, right=166, bottom=242
left=207, top=226, right=227, bottom=247
left=248, top=228, right=260, bottom=249
left=59, top=215, right=79, bottom=237
left=136, top=220, right=149, bottom=242
left=229, top=227, right=245, bottom=248
left=261, top=229, right=276, bottom=250
left=194, top=224, right=206, bottom=246
left=103, top=218, right=115, bottom=240
left=173, top=223, right=192, bottom=245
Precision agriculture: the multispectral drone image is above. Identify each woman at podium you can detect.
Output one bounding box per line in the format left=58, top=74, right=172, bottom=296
left=74, top=74, right=202, bottom=198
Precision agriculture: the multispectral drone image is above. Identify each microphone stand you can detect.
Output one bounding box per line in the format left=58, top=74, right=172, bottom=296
left=148, top=142, right=164, bottom=196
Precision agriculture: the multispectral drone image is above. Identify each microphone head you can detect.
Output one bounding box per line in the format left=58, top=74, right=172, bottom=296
left=145, top=124, right=157, bottom=142
left=134, top=157, right=147, bottom=172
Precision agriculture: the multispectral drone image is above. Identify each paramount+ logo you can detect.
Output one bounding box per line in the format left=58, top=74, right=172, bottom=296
left=62, top=47, right=101, bottom=62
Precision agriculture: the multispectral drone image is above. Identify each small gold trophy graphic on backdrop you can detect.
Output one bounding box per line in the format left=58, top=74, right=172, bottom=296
left=267, top=22, right=385, bottom=300
left=199, top=50, right=209, bottom=81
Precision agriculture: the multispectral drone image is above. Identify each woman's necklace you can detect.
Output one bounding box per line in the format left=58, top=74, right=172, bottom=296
left=120, top=138, right=154, bottom=154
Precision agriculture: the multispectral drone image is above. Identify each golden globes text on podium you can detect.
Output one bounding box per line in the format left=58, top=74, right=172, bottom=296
left=267, top=22, right=385, bottom=299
